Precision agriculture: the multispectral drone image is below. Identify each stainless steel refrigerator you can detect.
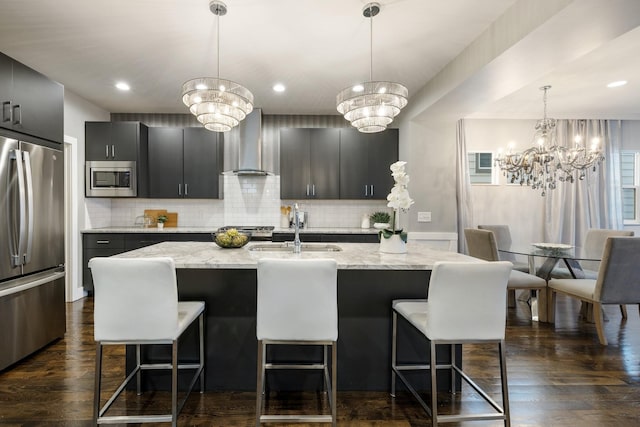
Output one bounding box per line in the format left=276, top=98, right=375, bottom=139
left=0, top=133, right=65, bottom=371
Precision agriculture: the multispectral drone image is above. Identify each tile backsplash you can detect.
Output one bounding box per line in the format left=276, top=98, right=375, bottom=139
left=85, top=175, right=388, bottom=229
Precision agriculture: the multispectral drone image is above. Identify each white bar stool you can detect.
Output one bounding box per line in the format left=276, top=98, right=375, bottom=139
left=255, top=258, right=338, bottom=426
left=391, top=261, right=512, bottom=426
left=89, top=257, right=205, bottom=427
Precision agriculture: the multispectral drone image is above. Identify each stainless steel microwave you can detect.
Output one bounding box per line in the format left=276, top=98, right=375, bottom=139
left=85, top=161, right=137, bottom=197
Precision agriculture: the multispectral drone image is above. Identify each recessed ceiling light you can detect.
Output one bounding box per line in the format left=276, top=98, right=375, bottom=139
left=607, top=80, right=627, bottom=88
left=273, top=83, right=286, bottom=92
left=115, top=82, right=130, bottom=91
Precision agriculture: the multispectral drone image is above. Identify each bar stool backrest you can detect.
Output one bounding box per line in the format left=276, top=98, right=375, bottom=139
left=257, top=258, right=338, bottom=341
left=89, top=257, right=179, bottom=342
left=425, top=261, right=512, bottom=342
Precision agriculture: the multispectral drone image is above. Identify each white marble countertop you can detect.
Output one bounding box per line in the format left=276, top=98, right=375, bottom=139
left=113, top=241, right=474, bottom=270
left=82, top=226, right=379, bottom=234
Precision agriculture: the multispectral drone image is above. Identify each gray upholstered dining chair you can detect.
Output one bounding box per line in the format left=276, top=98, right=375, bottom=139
left=478, top=225, right=530, bottom=307
left=548, top=237, right=640, bottom=345
left=464, top=228, right=548, bottom=321
left=550, top=229, right=634, bottom=317
left=391, top=261, right=513, bottom=426
left=477, top=225, right=529, bottom=272
left=550, top=229, right=634, bottom=279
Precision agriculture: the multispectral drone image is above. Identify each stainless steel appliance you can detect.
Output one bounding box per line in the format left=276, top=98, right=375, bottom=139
left=85, top=160, right=137, bottom=197
left=217, top=226, right=274, bottom=241
left=1, top=134, right=65, bottom=371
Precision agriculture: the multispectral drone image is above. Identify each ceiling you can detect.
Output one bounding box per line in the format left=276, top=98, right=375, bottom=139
left=0, top=0, right=639, bottom=120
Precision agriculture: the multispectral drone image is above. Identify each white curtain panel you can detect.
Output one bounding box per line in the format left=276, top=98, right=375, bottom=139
left=544, top=119, right=623, bottom=245
left=456, top=118, right=474, bottom=253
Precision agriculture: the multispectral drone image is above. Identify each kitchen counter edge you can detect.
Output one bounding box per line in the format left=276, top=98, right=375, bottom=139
left=81, top=227, right=380, bottom=234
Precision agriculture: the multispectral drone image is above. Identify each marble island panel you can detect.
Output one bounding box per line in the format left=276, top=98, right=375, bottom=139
left=114, top=241, right=473, bottom=270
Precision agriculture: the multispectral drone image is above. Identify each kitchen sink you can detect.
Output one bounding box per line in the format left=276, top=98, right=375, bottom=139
left=247, top=243, right=342, bottom=252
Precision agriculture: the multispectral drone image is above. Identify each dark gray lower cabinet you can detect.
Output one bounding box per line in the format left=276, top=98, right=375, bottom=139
left=82, top=233, right=212, bottom=293
left=272, top=232, right=379, bottom=243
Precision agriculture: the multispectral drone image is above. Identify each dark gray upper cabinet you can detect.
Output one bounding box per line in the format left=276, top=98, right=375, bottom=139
left=183, top=127, right=221, bottom=198
left=85, top=121, right=142, bottom=161
left=148, top=127, right=184, bottom=198
left=0, top=52, right=64, bottom=143
left=339, top=128, right=398, bottom=199
left=280, top=128, right=340, bottom=199
left=148, top=127, right=221, bottom=199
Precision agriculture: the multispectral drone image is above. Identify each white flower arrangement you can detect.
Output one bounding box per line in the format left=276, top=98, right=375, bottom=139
left=382, top=161, right=414, bottom=241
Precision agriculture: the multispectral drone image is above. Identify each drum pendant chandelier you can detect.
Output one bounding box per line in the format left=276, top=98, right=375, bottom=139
left=336, top=3, right=408, bottom=133
left=181, top=1, right=253, bottom=132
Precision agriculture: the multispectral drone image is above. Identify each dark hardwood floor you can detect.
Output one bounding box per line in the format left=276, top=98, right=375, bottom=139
left=1, top=294, right=640, bottom=426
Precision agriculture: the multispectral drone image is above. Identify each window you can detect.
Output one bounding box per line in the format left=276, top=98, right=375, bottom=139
left=621, top=151, right=639, bottom=223
left=468, top=152, right=498, bottom=184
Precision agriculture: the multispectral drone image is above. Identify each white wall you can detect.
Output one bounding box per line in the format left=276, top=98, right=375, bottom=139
left=393, top=0, right=640, bottom=253
left=464, top=119, right=545, bottom=245
left=63, top=90, right=109, bottom=301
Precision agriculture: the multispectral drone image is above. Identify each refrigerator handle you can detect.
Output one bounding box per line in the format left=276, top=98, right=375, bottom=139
left=10, top=149, right=27, bottom=267
left=23, top=151, right=34, bottom=264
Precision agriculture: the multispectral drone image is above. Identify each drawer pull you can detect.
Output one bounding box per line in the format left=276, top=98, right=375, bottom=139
left=96, top=240, right=110, bottom=244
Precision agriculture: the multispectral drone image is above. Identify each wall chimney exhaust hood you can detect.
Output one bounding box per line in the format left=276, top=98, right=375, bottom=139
left=223, top=109, right=270, bottom=176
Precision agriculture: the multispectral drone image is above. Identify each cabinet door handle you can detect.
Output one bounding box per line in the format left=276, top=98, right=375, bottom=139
left=12, top=105, right=21, bottom=125
left=306, top=184, right=310, bottom=196
left=312, top=184, right=315, bottom=196
left=178, top=184, right=182, bottom=196
left=2, top=101, right=11, bottom=123
left=364, top=185, right=368, bottom=196
left=96, top=240, right=110, bottom=244
left=105, top=145, right=109, bottom=158
left=185, top=183, right=189, bottom=196
left=370, top=185, right=374, bottom=197
left=111, top=145, right=115, bottom=158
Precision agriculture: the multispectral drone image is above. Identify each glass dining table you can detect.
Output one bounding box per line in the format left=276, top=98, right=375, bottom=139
left=499, top=243, right=602, bottom=322
left=498, top=243, right=601, bottom=280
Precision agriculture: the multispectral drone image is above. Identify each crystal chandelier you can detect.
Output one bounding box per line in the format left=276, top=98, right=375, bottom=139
left=336, top=3, right=408, bottom=133
left=494, top=86, right=605, bottom=196
left=182, top=1, right=253, bottom=132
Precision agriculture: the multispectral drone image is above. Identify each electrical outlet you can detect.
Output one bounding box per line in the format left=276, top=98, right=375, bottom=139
left=417, top=211, right=432, bottom=222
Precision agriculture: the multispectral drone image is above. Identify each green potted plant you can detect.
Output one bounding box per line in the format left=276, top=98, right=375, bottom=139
left=156, top=214, right=168, bottom=229
left=370, top=211, right=391, bottom=229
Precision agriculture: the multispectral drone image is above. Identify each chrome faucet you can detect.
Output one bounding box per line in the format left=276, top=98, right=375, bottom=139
left=293, top=202, right=301, bottom=253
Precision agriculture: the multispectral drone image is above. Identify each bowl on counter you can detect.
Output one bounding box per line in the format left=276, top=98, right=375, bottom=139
left=212, top=229, right=251, bottom=249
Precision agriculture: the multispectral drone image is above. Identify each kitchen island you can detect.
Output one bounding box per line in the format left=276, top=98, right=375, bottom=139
left=114, top=241, right=474, bottom=391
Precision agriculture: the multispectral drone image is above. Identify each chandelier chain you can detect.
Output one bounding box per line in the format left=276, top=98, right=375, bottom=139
left=369, top=4, right=373, bottom=82
left=216, top=10, right=220, bottom=78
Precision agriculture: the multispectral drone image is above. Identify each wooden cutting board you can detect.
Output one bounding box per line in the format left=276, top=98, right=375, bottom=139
left=143, top=210, right=178, bottom=227
left=144, top=209, right=167, bottom=225
left=165, top=212, right=178, bottom=228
